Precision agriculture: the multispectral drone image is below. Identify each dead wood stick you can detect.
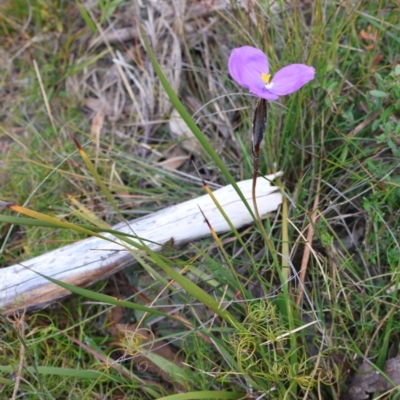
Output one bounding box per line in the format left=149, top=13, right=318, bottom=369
left=1, top=173, right=282, bottom=314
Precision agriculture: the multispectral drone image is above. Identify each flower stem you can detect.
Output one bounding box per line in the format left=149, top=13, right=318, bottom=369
left=251, top=99, right=279, bottom=268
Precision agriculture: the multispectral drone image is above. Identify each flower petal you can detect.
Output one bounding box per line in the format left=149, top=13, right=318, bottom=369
left=269, top=64, right=315, bottom=96
left=228, top=46, right=269, bottom=89
left=250, top=87, right=279, bottom=101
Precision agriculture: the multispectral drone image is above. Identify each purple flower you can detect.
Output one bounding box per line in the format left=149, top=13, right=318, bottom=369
left=228, top=46, right=315, bottom=101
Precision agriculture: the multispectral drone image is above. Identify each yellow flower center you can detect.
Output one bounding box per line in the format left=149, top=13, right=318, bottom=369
left=261, top=72, right=273, bottom=89
left=261, top=72, right=271, bottom=84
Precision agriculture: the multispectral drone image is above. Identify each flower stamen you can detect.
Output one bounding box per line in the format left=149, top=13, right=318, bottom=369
left=261, top=72, right=274, bottom=89
left=261, top=72, right=271, bottom=84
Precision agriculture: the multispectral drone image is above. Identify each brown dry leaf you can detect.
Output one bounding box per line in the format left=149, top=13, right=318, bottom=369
left=372, top=54, right=384, bottom=68
left=85, top=98, right=114, bottom=116
left=360, top=26, right=379, bottom=51
left=360, top=26, right=378, bottom=43
left=90, top=110, right=105, bottom=165
left=158, top=146, right=189, bottom=170
left=91, top=110, right=105, bottom=138
left=345, top=356, right=400, bottom=400
left=109, top=306, right=125, bottom=327
left=169, top=108, right=202, bottom=155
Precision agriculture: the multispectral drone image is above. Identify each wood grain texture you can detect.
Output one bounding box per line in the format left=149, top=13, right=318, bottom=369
left=0, top=173, right=282, bottom=314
